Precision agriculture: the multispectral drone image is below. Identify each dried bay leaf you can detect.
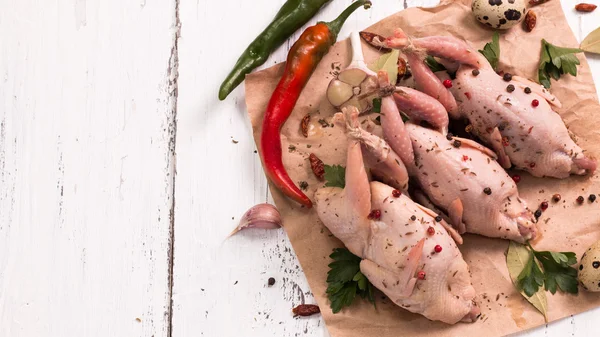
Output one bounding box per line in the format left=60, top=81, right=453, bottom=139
left=507, top=242, right=549, bottom=322
left=368, top=49, right=400, bottom=84
left=581, top=27, right=600, bottom=54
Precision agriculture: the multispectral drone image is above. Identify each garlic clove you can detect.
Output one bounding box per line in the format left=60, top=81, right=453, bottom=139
left=327, top=80, right=354, bottom=107
left=338, top=68, right=368, bottom=87
left=229, top=203, right=282, bottom=237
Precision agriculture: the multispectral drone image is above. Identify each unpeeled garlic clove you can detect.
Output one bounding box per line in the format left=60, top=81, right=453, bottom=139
left=326, top=31, right=378, bottom=112
left=327, top=80, right=354, bottom=107
left=229, top=203, right=282, bottom=237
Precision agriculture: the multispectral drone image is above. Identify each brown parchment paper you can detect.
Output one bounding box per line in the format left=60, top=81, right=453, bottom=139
left=244, top=0, right=600, bottom=336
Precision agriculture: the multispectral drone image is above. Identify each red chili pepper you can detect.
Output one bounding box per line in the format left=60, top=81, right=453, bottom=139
left=260, top=1, right=371, bottom=208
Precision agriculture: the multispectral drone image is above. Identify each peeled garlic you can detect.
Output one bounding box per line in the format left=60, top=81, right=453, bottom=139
left=327, top=32, right=379, bottom=113
left=229, top=203, right=282, bottom=237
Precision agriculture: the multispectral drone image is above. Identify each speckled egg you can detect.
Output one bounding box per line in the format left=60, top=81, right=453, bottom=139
left=472, top=0, right=526, bottom=30
left=578, top=240, right=600, bottom=292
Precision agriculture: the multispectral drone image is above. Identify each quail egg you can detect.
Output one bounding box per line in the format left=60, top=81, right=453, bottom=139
left=578, top=240, right=600, bottom=292
left=472, top=0, right=527, bottom=30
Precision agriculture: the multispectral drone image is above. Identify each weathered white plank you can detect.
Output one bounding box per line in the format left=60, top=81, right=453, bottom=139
left=0, top=0, right=177, bottom=336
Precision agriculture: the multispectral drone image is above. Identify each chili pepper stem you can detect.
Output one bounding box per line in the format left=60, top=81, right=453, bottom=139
left=325, top=0, right=372, bottom=39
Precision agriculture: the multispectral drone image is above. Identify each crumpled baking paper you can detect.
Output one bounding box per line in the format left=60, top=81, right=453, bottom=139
left=244, top=0, right=600, bottom=336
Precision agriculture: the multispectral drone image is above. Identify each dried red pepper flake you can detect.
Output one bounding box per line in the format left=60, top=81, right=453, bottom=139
left=434, top=245, right=443, bottom=253
left=427, top=226, right=435, bottom=235
left=368, top=209, right=382, bottom=220
left=443, top=79, right=453, bottom=88
left=512, top=175, right=521, bottom=183
left=464, top=92, right=472, bottom=100
left=540, top=201, right=548, bottom=211
left=531, top=99, right=540, bottom=107
left=417, top=270, right=426, bottom=280
left=392, top=189, right=402, bottom=198
left=292, top=304, right=320, bottom=317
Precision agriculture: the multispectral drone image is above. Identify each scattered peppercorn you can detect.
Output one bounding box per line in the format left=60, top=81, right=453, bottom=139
left=435, top=215, right=442, bottom=222
left=299, top=181, right=309, bottom=191
left=417, top=270, right=426, bottom=280
left=483, top=187, right=492, bottom=195
left=462, top=155, right=469, bottom=161
left=534, top=209, right=542, bottom=219
left=268, top=277, right=276, bottom=286
left=512, top=175, right=521, bottom=184
left=446, top=133, right=454, bottom=141
left=506, top=84, right=515, bottom=93
left=427, top=226, right=435, bottom=235
left=524, top=87, right=532, bottom=94
left=465, top=124, right=473, bottom=133
left=503, top=73, right=512, bottom=81
left=540, top=201, right=548, bottom=211
left=434, top=245, right=443, bottom=253
left=532, top=99, right=539, bottom=107
left=392, top=189, right=402, bottom=198
left=368, top=209, right=381, bottom=219
left=411, top=215, right=417, bottom=221
left=443, top=79, right=453, bottom=88
left=529, top=162, right=536, bottom=168
left=577, top=196, right=585, bottom=204
left=589, top=194, right=597, bottom=202
left=472, top=69, right=480, bottom=76
left=453, top=139, right=462, bottom=148
left=552, top=193, right=561, bottom=202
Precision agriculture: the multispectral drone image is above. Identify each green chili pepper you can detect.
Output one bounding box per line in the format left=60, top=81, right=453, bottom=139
left=218, top=0, right=332, bottom=100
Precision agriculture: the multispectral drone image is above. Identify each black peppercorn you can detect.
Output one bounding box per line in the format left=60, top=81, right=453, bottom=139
left=446, top=133, right=453, bottom=141
left=506, top=84, right=515, bottom=93
left=410, top=215, right=417, bottom=221
left=524, top=87, right=532, bottom=94
left=268, top=277, right=276, bottom=286
left=453, top=139, right=462, bottom=148
left=472, top=69, right=480, bottom=76
left=534, top=209, right=542, bottom=218
left=435, top=215, right=442, bottom=222
left=577, top=196, right=585, bottom=204
left=589, top=194, right=597, bottom=202
left=552, top=193, right=561, bottom=202
left=483, top=187, right=492, bottom=195
left=503, top=73, right=512, bottom=82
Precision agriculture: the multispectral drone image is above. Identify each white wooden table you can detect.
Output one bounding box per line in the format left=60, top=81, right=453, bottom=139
left=1, top=0, right=599, bottom=336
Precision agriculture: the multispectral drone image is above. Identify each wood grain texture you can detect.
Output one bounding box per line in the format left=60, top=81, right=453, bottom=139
left=0, top=0, right=178, bottom=336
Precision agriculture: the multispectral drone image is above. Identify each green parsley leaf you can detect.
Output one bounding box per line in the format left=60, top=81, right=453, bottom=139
left=510, top=242, right=579, bottom=298
left=478, top=32, right=500, bottom=70
left=372, top=98, right=382, bottom=113
left=326, top=248, right=375, bottom=313
left=538, top=39, right=583, bottom=88
left=534, top=250, right=578, bottom=294
left=424, top=55, right=447, bottom=73
left=324, top=165, right=346, bottom=188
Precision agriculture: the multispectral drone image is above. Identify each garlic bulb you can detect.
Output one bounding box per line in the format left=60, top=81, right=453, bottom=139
left=326, top=31, right=379, bottom=113
left=229, top=203, right=282, bottom=237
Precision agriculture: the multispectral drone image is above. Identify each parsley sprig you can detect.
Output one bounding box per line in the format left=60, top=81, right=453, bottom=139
left=424, top=55, right=447, bottom=73
left=538, top=39, right=583, bottom=89
left=326, top=248, right=375, bottom=313
left=517, top=242, right=578, bottom=296
left=479, top=32, right=500, bottom=70
left=324, top=164, right=346, bottom=188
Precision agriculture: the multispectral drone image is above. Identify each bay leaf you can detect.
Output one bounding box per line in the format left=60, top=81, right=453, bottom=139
left=507, top=241, right=549, bottom=322
left=581, top=27, right=600, bottom=54
left=368, top=49, right=400, bottom=84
